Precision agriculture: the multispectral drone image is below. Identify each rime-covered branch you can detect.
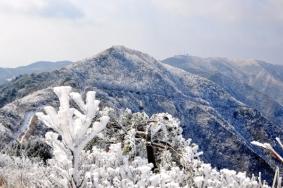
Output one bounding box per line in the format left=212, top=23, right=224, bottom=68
left=36, top=86, right=109, bottom=187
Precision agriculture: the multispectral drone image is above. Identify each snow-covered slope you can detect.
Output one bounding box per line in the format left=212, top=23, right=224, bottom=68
left=0, top=61, right=72, bottom=85
left=0, top=46, right=280, bottom=182
left=163, top=55, right=283, bottom=126
left=238, top=61, right=283, bottom=105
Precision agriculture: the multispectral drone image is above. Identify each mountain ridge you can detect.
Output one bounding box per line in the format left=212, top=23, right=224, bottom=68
left=0, top=46, right=281, bottom=182
left=163, top=55, right=283, bottom=126
left=0, top=60, right=72, bottom=85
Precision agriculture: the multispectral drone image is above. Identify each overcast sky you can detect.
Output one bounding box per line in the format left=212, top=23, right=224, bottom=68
left=0, top=0, right=282, bottom=67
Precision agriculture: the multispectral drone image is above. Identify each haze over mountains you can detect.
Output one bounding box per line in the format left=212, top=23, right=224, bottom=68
left=0, top=46, right=283, bottom=182
left=0, top=61, right=72, bottom=84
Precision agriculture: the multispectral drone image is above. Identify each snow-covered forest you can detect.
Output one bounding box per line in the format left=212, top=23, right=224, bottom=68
left=0, top=86, right=273, bottom=188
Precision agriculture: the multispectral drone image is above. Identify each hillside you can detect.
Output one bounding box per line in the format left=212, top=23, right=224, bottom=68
left=163, top=55, right=283, bottom=126
left=0, top=46, right=281, bottom=182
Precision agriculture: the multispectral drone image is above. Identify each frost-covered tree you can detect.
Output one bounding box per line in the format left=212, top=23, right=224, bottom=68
left=36, top=86, right=109, bottom=187
left=90, top=109, right=270, bottom=188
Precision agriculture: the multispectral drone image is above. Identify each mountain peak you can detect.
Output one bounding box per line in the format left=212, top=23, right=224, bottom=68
left=71, top=45, right=159, bottom=71
left=101, top=45, right=157, bottom=62
left=108, top=45, right=130, bottom=51
left=102, top=45, right=139, bottom=57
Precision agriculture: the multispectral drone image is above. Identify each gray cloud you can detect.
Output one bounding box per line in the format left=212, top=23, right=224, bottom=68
left=0, top=0, right=83, bottom=19
left=36, top=0, right=83, bottom=19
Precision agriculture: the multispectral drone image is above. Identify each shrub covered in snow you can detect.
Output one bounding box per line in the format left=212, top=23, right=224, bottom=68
left=0, top=153, right=51, bottom=188
left=36, top=86, right=109, bottom=187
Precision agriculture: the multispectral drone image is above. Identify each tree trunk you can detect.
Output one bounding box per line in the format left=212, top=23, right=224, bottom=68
left=146, top=128, right=157, bottom=171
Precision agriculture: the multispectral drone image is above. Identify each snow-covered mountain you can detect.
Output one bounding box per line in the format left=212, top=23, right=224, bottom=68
left=163, top=55, right=283, bottom=126
left=0, top=61, right=72, bottom=85
left=0, top=46, right=281, bottom=181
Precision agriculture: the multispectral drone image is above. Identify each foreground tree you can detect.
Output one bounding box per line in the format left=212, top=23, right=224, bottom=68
left=36, top=86, right=109, bottom=187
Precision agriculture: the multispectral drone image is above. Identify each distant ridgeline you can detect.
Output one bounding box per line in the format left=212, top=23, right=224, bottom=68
left=0, top=61, right=72, bottom=85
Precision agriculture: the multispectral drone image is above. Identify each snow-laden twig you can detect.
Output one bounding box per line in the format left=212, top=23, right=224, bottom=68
left=36, top=86, right=109, bottom=188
